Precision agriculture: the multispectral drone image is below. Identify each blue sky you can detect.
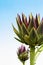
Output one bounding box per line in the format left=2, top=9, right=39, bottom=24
left=0, top=0, right=43, bottom=65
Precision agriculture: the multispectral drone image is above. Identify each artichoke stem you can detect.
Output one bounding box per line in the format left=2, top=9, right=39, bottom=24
left=30, top=46, right=35, bottom=65
left=23, top=61, right=25, bottom=65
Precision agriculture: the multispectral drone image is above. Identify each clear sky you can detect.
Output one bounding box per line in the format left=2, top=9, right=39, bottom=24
left=0, top=0, right=43, bottom=65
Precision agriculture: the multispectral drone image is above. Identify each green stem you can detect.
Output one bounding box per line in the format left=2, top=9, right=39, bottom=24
left=23, top=61, right=25, bottom=65
left=30, top=46, right=35, bottom=65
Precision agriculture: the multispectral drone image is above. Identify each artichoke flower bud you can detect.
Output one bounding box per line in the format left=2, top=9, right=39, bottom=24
left=17, top=45, right=29, bottom=62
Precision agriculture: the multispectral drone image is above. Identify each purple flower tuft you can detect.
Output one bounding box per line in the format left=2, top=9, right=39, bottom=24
left=17, top=45, right=26, bottom=55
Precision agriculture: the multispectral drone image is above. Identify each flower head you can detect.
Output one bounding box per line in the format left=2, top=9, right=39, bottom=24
left=17, top=45, right=29, bottom=62
left=12, top=13, right=43, bottom=46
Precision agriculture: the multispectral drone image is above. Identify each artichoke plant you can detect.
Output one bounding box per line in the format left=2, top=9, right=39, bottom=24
left=17, top=45, right=29, bottom=65
left=12, top=13, right=43, bottom=65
